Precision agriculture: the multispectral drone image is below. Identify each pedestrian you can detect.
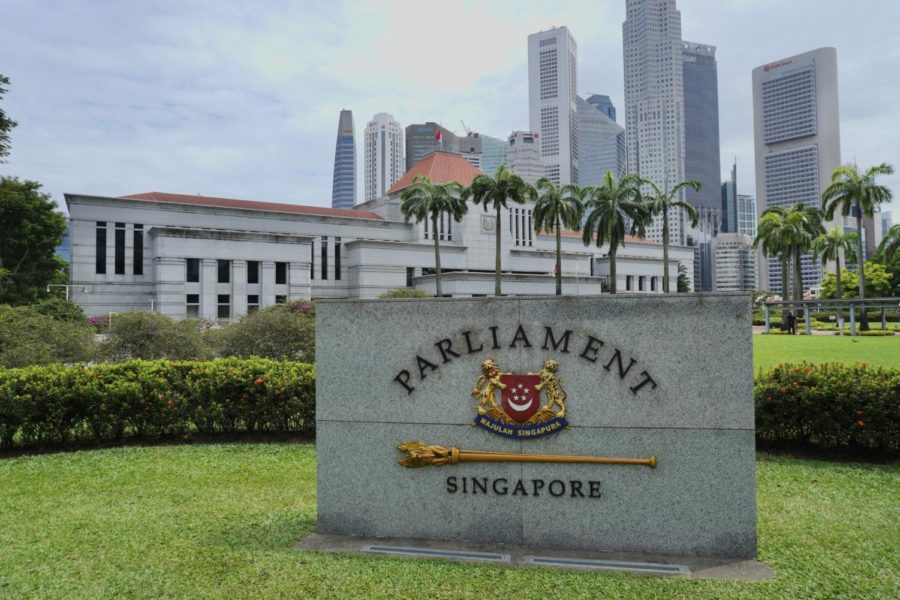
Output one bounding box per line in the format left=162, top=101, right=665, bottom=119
left=785, top=312, right=796, bottom=335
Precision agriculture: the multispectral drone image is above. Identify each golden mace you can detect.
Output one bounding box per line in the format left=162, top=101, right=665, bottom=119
left=397, top=441, right=657, bottom=469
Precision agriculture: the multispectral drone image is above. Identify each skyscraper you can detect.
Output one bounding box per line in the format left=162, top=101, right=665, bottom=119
left=459, top=132, right=507, bottom=177
left=405, top=123, right=459, bottom=171
left=364, top=113, right=404, bottom=202
left=712, top=233, right=757, bottom=292
left=753, top=47, right=842, bottom=294
left=331, top=109, right=356, bottom=208
left=528, top=26, right=579, bottom=185
left=576, top=96, right=626, bottom=186
left=736, top=194, right=757, bottom=239
left=623, top=0, right=687, bottom=245
left=587, top=94, right=616, bottom=122
left=721, top=160, right=737, bottom=233
left=506, top=131, right=544, bottom=185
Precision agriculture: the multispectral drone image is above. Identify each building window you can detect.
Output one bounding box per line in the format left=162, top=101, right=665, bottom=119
left=275, top=261, right=287, bottom=285
left=510, top=208, right=534, bottom=247
left=638, top=276, right=645, bottom=291
left=186, top=294, right=200, bottom=318
left=310, top=240, right=315, bottom=280
left=95, top=222, right=107, bottom=274
left=133, top=224, right=143, bottom=275
left=248, top=294, right=259, bottom=313
left=186, top=258, right=200, bottom=283
left=406, top=267, right=415, bottom=288
left=626, top=276, right=633, bottom=291
left=275, top=295, right=287, bottom=305
left=114, top=222, right=126, bottom=275
left=650, top=277, right=656, bottom=292
left=321, top=236, right=328, bottom=281
left=247, top=261, right=259, bottom=284
left=334, top=237, right=341, bottom=280
left=424, top=213, right=453, bottom=241
left=217, top=294, right=230, bottom=319
left=217, top=260, right=230, bottom=283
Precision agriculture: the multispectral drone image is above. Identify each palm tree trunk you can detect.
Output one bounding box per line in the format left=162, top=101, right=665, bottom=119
left=609, top=249, right=617, bottom=294
left=432, top=214, right=442, bottom=297
left=662, top=209, right=670, bottom=293
left=856, top=210, right=869, bottom=330
left=792, top=242, right=803, bottom=304
left=780, top=252, right=789, bottom=301
left=555, top=214, right=562, bottom=296
left=495, top=203, right=502, bottom=297
left=835, top=254, right=843, bottom=334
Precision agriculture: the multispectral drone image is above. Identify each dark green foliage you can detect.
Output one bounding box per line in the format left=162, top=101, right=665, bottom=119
left=0, top=304, right=94, bottom=368
left=676, top=262, right=690, bottom=293
left=378, top=289, right=429, bottom=298
left=0, top=178, right=68, bottom=304
left=33, top=296, right=86, bottom=323
left=0, top=74, right=15, bottom=162
left=0, top=358, right=316, bottom=447
left=755, top=362, right=899, bottom=452
left=99, top=311, right=209, bottom=361
left=210, top=300, right=315, bottom=361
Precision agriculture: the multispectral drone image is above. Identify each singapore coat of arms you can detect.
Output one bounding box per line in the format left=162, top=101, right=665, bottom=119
left=471, top=358, right=569, bottom=439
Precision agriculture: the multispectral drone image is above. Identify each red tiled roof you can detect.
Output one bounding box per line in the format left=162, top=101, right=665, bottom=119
left=120, top=192, right=385, bottom=221
left=558, top=228, right=658, bottom=244
left=387, top=151, right=483, bottom=195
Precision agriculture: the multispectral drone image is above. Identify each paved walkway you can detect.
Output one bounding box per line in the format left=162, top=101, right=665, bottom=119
left=751, top=325, right=896, bottom=336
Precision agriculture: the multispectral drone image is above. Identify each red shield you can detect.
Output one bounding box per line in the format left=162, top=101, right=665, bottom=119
left=500, top=373, right=541, bottom=423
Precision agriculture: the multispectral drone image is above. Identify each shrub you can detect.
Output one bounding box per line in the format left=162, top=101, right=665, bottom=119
left=33, top=297, right=86, bottom=323
left=0, top=304, right=94, bottom=368
left=212, top=301, right=315, bottom=361
left=99, top=311, right=210, bottom=361
left=755, top=362, right=900, bottom=452
left=379, top=289, right=430, bottom=299
left=0, top=358, right=315, bottom=448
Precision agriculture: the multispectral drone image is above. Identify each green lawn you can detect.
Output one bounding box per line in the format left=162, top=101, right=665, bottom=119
left=753, top=334, right=900, bottom=372
left=1, top=444, right=897, bottom=599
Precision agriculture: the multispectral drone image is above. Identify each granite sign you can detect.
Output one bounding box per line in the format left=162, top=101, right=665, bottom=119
left=315, top=295, right=757, bottom=558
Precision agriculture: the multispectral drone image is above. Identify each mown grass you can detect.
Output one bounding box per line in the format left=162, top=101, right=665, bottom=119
left=753, top=334, right=900, bottom=372
left=1, top=444, right=897, bottom=599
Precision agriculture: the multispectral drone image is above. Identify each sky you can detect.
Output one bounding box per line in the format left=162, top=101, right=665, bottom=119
left=1, top=0, right=898, bottom=217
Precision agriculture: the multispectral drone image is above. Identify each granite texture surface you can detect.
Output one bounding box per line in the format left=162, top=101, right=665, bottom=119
left=316, top=295, right=756, bottom=558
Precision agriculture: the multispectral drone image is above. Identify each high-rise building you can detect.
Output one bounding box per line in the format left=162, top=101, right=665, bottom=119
left=721, top=160, right=737, bottom=233
left=882, top=211, right=893, bottom=237
left=753, top=48, right=842, bottom=294
left=459, top=132, right=507, bottom=177
left=331, top=109, right=357, bottom=208
left=364, top=113, right=404, bottom=202
left=506, top=131, right=544, bottom=185
left=712, top=233, right=757, bottom=292
left=623, top=0, right=687, bottom=245
left=736, top=194, right=757, bottom=239
left=586, top=94, right=616, bottom=122
left=576, top=96, right=626, bottom=186
left=405, top=123, right=459, bottom=171
left=528, top=26, right=579, bottom=185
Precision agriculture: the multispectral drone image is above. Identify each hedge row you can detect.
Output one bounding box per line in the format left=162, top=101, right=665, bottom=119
left=0, top=359, right=315, bottom=447
left=756, top=363, right=899, bottom=451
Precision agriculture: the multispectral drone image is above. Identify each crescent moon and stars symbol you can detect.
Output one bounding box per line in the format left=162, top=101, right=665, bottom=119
left=507, top=383, right=535, bottom=411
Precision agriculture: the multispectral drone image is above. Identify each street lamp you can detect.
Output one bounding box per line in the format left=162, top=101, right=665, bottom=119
left=46, top=284, right=86, bottom=301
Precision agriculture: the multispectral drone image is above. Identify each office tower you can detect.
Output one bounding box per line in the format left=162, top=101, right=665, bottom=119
left=506, top=131, right=544, bottom=185
left=586, top=94, right=616, bottom=122
left=459, top=132, right=507, bottom=177
left=721, top=160, right=737, bottom=233
left=364, top=113, right=404, bottom=202
left=753, top=48, right=842, bottom=294
left=405, top=123, right=459, bottom=171
left=528, top=26, right=579, bottom=185
left=882, top=211, right=893, bottom=236
left=712, top=233, right=757, bottom=292
left=331, top=109, right=356, bottom=208
left=576, top=96, right=626, bottom=186
left=736, top=194, right=757, bottom=239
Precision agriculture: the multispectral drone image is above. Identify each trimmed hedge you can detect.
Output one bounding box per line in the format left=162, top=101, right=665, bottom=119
left=756, top=363, right=900, bottom=452
left=0, top=359, right=315, bottom=448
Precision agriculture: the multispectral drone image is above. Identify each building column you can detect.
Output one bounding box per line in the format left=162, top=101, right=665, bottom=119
left=232, top=260, right=248, bottom=318
left=288, top=261, right=311, bottom=301
left=201, top=259, right=217, bottom=319
left=153, top=257, right=186, bottom=318
left=261, top=261, right=276, bottom=307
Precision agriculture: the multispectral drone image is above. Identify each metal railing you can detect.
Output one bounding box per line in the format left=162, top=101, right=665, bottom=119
left=762, top=297, right=900, bottom=336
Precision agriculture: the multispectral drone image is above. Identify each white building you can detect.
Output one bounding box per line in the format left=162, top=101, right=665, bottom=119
left=65, top=152, right=694, bottom=320
left=752, top=47, right=842, bottom=293
left=528, top=26, right=579, bottom=185
left=736, top=194, right=757, bottom=239
left=623, top=0, right=687, bottom=245
left=712, top=233, right=757, bottom=292
left=364, top=113, right=404, bottom=203
left=506, top=131, right=544, bottom=185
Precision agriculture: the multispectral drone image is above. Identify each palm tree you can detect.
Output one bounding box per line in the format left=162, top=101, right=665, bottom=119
left=466, top=165, right=534, bottom=296
left=532, top=178, right=584, bottom=295
left=400, top=175, right=467, bottom=297
left=643, top=179, right=701, bottom=293
left=813, top=227, right=857, bottom=332
left=581, top=171, right=649, bottom=294
left=821, top=163, right=894, bottom=330
left=783, top=202, right=825, bottom=302
left=754, top=207, right=793, bottom=302
left=877, top=223, right=900, bottom=262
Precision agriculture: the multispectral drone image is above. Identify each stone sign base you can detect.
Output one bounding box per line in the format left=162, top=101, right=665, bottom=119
left=297, top=533, right=773, bottom=581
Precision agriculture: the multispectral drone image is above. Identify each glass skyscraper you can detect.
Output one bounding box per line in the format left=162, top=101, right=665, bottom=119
left=576, top=96, right=625, bottom=186
left=331, top=109, right=356, bottom=208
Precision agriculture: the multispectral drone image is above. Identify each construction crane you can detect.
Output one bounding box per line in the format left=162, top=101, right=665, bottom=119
left=460, top=120, right=472, bottom=135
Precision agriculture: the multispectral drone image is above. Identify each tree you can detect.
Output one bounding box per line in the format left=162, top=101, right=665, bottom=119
left=813, top=228, right=857, bottom=328
left=581, top=172, right=649, bottom=294
left=99, top=311, right=210, bottom=362
left=783, top=202, right=825, bottom=302
left=400, top=175, right=467, bottom=297
left=873, top=226, right=900, bottom=296
left=532, top=177, right=584, bottom=295
left=212, top=301, right=315, bottom=361
left=466, top=165, right=534, bottom=296
left=0, top=74, right=16, bottom=163
left=0, top=178, right=68, bottom=304
left=822, top=162, right=894, bottom=330
left=676, top=263, right=691, bottom=293
left=0, top=304, right=93, bottom=368
left=878, top=223, right=900, bottom=263
left=642, top=179, right=701, bottom=293
left=754, top=207, right=793, bottom=302
left=821, top=262, right=892, bottom=300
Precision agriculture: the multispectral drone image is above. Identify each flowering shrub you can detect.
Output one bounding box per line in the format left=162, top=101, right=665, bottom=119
left=0, top=358, right=315, bottom=448
left=755, top=362, right=900, bottom=452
